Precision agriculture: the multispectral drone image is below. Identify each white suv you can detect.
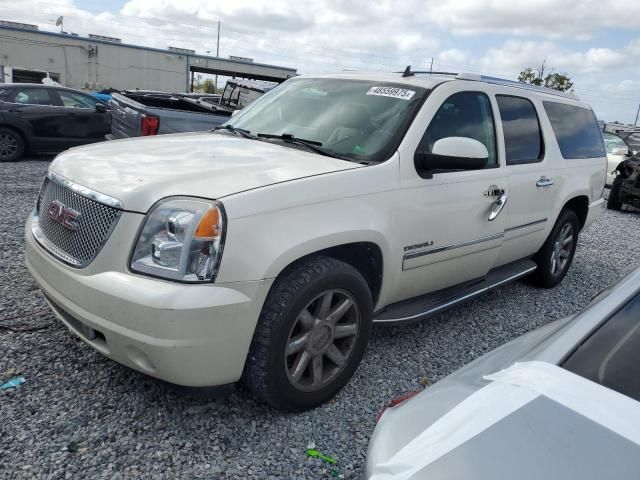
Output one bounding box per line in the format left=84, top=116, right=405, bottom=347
left=25, top=71, right=607, bottom=411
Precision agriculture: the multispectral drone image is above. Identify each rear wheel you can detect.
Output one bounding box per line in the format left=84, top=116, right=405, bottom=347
left=242, top=255, right=372, bottom=411
left=0, top=128, right=25, bottom=162
left=531, top=209, right=579, bottom=288
left=607, top=176, right=624, bottom=211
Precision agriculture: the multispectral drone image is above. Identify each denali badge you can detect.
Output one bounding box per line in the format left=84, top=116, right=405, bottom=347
left=47, top=200, right=81, bottom=231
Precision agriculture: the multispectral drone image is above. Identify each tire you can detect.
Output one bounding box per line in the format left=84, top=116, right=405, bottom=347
left=531, top=209, right=580, bottom=288
left=242, top=255, right=373, bottom=411
left=607, top=176, right=624, bottom=211
left=0, top=127, right=25, bottom=162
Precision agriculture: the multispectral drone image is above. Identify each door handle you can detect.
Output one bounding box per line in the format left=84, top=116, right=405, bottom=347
left=536, top=176, right=554, bottom=188
left=489, top=193, right=508, bottom=221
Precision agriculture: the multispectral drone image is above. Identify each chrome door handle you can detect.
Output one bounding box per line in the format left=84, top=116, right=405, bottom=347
left=536, top=176, right=554, bottom=188
left=489, top=193, right=508, bottom=221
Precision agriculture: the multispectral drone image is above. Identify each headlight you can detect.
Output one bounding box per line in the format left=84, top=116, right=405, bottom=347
left=130, top=197, right=225, bottom=283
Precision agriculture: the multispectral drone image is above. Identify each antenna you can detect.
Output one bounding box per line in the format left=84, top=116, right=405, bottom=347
left=402, top=65, right=413, bottom=77
left=55, top=16, right=63, bottom=33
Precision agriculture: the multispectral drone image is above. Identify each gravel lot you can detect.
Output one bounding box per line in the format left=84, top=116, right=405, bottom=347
left=1, top=157, right=639, bottom=479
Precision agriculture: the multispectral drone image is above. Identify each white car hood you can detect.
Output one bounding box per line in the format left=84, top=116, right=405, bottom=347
left=50, top=132, right=360, bottom=212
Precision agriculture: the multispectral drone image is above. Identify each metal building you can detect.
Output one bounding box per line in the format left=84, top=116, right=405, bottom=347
left=0, top=22, right=297, bottom=92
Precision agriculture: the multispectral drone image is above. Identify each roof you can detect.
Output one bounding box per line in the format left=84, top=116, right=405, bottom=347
left=297, top=71, right=587, bottom=105
left=0, top=24, right=296, bottom=73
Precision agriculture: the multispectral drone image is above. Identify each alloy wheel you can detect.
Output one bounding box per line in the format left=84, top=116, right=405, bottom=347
left=285, top=289, right=360, bottom=392
left=550, top=222, right=574, bottom=276
left=0, top=133, right=18, bottom=160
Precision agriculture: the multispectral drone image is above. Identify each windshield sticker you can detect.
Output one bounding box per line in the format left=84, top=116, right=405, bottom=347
left=366, top=86, right=416, bottom=100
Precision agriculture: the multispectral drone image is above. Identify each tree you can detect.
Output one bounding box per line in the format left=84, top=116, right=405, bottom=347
left=201, top=79, right=217, bottom=94
left=518, top=62, right=573, bottom=92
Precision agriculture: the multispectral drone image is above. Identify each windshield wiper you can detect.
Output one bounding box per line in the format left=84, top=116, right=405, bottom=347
left=257, top=133, right=346, bottom=160
left=212, top=124, right=256, bottom=139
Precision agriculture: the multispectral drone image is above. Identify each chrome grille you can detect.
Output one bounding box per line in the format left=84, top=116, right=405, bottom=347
left=33, top=175, right=121, bottom=267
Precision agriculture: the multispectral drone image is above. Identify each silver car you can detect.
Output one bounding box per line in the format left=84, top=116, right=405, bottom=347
left=367, top=266, right=640, bottom=479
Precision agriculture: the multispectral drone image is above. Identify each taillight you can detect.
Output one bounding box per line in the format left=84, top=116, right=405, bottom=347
left=141, top=115, right=159, bottom=136
left=376, top=389, right=422, bottom=422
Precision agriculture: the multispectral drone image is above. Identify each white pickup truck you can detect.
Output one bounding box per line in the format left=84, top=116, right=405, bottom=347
left=25, top=71, right=607, bottom=411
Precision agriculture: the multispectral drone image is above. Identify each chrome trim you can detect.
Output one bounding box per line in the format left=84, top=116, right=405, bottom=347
left=374, top=264, right=537, bottom=324
left=488, top=192, right=508, bottom=221
left=31, top=213, right=82, bottom=266
left=47, top=171, right=124, bottom=209
left=505, top=218, right=547, bottom=232
left=403, top=232, right=504, bottom=260
left=536, top=176, right=554, bottom=188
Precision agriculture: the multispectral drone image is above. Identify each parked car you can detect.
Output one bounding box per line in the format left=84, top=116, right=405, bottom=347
left=0, top=83, right=110, bottom=161
left=619, top=130, right=640, bottom=155
left=607, top=152, right=640, bottom=210
left=25, top=71, right=606, bottom=411
left=603, top=132, right=633, bottom=186
left=366, top=265, right=640, bottom=479
left=108, top=80, right=274, bottom=139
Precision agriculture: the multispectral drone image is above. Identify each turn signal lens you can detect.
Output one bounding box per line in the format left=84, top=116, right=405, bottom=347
left=195, top=208, right=221, bottom=239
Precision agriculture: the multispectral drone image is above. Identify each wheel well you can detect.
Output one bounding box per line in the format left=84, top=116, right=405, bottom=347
left=280, top=242, right=384, bottom=305
left=0, top=124, right=28, bottom=147
left=562, top=196, right=589, bottom=230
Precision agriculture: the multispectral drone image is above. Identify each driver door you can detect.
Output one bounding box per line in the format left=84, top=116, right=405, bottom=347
left=393, top=85, right=507, bottom=303
left=50, top=89, right=110, bottom=145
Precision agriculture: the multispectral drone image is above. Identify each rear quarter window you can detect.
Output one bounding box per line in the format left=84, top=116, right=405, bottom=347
left=543, top=101, right=606, bottom=159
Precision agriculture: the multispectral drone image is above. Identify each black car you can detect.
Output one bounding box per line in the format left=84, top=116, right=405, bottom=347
left=0, top=84, right=110, bottom=161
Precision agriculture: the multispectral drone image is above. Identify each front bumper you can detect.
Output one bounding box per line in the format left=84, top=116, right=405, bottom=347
left=25, top=213, right=271, bottom=387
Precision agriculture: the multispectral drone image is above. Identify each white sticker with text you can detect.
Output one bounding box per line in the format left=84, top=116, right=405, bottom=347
left=366, top=86, right=416, bottom=100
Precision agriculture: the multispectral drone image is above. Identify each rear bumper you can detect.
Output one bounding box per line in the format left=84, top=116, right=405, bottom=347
left=584, top=197, right=606, bottom=230
left=25, top=214, right=272, bottom=387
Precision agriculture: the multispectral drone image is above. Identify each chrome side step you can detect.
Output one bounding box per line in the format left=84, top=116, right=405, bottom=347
left=373, top=259, right=537, bottom=325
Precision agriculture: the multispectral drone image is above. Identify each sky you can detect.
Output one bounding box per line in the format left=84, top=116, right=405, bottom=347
left=0, top=0, right=639, bottom=123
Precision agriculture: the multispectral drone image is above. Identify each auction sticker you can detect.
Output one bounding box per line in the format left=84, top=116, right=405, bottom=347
left=366, top=86, right=416, bottom=100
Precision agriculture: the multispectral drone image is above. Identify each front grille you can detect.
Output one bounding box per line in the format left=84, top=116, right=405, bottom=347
left=34, top=176, right=121, bottom=267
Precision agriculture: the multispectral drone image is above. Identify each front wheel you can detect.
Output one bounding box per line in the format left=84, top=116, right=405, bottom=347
left=531, top=209, right=580, bottom=288
left=242, top=255, right=373, bottom=411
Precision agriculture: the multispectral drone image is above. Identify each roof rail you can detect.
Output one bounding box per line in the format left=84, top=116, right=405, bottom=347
left=455, top=73, right=578, bottom=100
left=396, top=66, right=578, bottom=100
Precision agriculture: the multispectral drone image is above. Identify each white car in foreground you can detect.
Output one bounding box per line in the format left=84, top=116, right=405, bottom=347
left=367, top=265, right=640, bottom=479
left=25, top=70, right=606, bottom=411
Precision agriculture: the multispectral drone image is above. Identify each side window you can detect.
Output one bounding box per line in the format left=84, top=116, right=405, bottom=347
left=543, top=101, right=606, bottom=159
left=419, top=92, right=497, bottom=169
left=58, top=91, right=99, bottom=109
left=562, top=292, right=640, bottom=402
left=496, top=95, right=544, bottom=165
left=10, top=88, right=54, bottom=106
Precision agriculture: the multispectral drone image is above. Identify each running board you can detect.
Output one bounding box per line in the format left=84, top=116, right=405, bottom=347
left=373, top=259, right=537, bottom=325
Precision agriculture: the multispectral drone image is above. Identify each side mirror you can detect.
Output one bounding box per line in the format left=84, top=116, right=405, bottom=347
left=611, top=146, right=629, bottom=156
left=95, top=103, right=108, bottom=113
left=415, top=137, right=488, bottom=178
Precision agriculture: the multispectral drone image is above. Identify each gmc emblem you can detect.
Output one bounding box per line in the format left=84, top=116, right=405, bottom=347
left=47, top=200, right=81, bottom=231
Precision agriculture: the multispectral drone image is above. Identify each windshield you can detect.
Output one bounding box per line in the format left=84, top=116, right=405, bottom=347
left=227, top=78, right=427, bottom=163
left=603, top=132, right=628, bottom=154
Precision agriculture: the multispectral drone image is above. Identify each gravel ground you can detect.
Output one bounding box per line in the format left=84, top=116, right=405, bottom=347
left=1, top=157, right=639, bottom=479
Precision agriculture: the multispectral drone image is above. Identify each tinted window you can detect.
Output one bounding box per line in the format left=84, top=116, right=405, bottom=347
left=11, top=88, right=53, bottom=106
left=419, top=92, right=497, bottom=168
left=563, top=292, right=640, bottom=401
left=543, top=101, right=606, bottom=159
left=58, top=91, right=99, bottom=109
left=497, top=95, right=543, bottom=165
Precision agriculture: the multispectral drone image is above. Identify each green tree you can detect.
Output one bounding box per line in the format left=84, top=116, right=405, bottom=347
left=201, top=79, right=217, bottom=94
left=518, top=62, right=574, bottom=92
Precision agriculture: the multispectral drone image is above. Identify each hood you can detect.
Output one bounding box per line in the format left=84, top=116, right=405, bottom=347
left=50, top=132, right=360, bottom=213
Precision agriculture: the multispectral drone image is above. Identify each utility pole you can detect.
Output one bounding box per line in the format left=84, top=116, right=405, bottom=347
left=635, top=103, right=640, bottom=127
left=215, top=20, right=220, bottom=93
left=429, top=57, right=433, bottom=74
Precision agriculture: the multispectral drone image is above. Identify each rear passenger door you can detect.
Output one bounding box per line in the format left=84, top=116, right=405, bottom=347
left=494, top=94, right=559, bottom=265
left=3, top=87, right=66, bottom=150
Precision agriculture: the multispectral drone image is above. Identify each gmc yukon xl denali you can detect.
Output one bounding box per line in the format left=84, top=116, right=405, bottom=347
left=25, top=71, right=607, bottom=411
